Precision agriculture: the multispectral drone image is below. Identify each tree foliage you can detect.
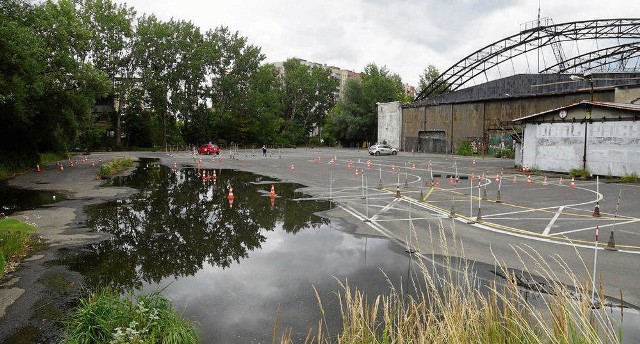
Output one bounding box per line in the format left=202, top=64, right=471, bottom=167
left=1, top=0, right=414, bottom=170
left=325, top=63, right=405, bottom=146
left=418, top=64, right=449, bottom=96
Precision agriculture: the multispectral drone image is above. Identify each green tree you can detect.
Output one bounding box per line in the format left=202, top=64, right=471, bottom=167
left=281, top=59, right=338, bottom=145
left=77, top=0, right=137, bottom=149
left=200, top=27, right=264, bottom=145
left=0, top=0, right=108, bottom=168
left=133, top=15, right=204, bottom=147
left=325, top=63, right=405, bottom=145
left=417, top=64, right=449, bottom=96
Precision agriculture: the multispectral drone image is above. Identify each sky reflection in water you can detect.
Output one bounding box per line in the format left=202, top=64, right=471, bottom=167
left=67, top=160, right=415, bottom=342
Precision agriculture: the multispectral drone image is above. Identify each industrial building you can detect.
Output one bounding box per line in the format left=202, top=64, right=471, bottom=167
left=512, top=101, right=640, bottom=177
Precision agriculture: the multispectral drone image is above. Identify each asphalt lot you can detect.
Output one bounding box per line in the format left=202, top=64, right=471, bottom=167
left=2, top=147, right=639, bottom=341
left=155, top=147, right=640, bottom=306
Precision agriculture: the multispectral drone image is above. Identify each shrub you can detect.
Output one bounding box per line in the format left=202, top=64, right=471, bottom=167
left=456, top=140, right=473, bottom=156
left=0, top=218, right=37, bottom=277
left=96, top=156, right=135, bottom=179
left=63, top=288, right=199, bottom=344
left=569, top=168, right=591, bottom=179
left=619, top=173, right=639, bottom=183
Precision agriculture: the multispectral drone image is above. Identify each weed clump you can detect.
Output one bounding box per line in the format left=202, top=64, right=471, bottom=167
left=63, top=288, right=199, bottom=343
left=0, top=217, right=37, bottom=277
left=97, top=156, right=135, bottom=179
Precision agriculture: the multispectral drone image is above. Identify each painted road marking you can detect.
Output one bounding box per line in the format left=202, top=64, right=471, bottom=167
left=543, top=206, right=565, bottom=235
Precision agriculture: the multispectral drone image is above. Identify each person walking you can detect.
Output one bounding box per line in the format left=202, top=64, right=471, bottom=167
left=262, top=145, right=267, bottom=157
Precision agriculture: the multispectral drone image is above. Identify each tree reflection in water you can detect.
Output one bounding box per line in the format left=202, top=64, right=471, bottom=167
left=66, top=159, right=330, bottom=291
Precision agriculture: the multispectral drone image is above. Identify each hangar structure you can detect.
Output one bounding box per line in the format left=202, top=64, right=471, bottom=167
left=400, top=18, right=640, bottom=156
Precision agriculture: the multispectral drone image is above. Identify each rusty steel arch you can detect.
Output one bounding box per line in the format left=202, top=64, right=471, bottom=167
left=415, top=18, right=640, bottom=100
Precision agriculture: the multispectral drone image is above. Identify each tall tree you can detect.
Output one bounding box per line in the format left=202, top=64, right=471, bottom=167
left=325, top=63, right=405, bottom=145
left=281, top=59, right=338, bottom=145
left=77, top=0, right=137, bottom=148
left=417, top=64, right=449, bottom=96
left=199, top=26, right=264, bottom=144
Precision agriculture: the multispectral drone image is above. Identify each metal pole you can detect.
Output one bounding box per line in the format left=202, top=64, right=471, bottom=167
left=591, top=225, right=600, bottom=303
left=329, top=162, right=333, bottom=200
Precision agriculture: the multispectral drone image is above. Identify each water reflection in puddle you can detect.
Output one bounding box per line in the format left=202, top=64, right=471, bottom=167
left=0, top=180, right=65, bottom=216
left=62, top=160, right=417, bottom=342
left=60, top=159, right=640, bottom=343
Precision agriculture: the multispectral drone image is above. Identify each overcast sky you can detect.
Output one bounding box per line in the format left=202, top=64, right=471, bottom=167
left=117, top=0, right=640, bottom=86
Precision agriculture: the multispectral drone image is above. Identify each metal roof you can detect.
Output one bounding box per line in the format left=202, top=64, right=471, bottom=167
left=511, top=100, right=640, bottom=123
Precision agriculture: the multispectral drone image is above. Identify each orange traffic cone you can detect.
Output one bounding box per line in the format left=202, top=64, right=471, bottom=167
left=227, top=186, right=235, bottom=200
left=59, top=164, right=64, bottom=172
left=213, top=170, right=217, bottom=181
left=471, top=173, right=475, bottom=181
left=36, top=164, right=41, bottom=172
left=449, top=175, right=454, bottom=185
left=290, top=164, right=295, bottom=171
left=91, top=160, right=95, bottom=167
left=593, top=202, right=601, bottom=217
left=527, top=175, right=532, bottom=184
left=392, top=164, right=396, bottom=172
left=570, top=177, right=576, bottom=188
left=355, top=169, right=359, bottom=177
left=269, top=185, right=276, bottom=199
left=411, top=163, right=416, bottom=170
left=495, top=173, right=500, bottom=182
left=435, top=179, right=440, bottom=187
left=366, top=160, right=371, bottom=168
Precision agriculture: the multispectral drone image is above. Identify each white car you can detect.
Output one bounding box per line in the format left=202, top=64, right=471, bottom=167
left=368, top=144, right=397, bottom=156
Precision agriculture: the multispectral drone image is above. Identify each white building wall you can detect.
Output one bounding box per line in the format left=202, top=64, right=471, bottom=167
left=377, top=101, right=402, bottom=148
left=522, top=121, right=640, bottom=176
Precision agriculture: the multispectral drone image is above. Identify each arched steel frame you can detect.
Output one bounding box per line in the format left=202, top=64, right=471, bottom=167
left=415, top=19, right=640, bottom=100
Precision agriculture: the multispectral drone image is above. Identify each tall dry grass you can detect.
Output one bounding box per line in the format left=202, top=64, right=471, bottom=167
left=276, top=220, right=621, bottom=343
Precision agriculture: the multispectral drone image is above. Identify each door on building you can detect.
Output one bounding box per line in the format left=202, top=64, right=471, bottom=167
left=418, top=131, right=447, bottom=153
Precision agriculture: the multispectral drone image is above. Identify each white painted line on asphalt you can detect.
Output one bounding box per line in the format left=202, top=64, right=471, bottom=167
left=554, top=218, right=640, bottom=235
left=375, top=216, right=442, bottom=222
left=543, top=206, right=565, bottom=235
left=370, top=198, right=401, bottom=221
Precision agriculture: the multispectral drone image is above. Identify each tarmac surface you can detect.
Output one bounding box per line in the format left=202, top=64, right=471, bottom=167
left=1, top=147, right=639, bottom=341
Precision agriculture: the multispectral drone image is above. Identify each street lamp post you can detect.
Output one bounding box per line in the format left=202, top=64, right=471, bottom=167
left=570, top=73, right=594, bottom=170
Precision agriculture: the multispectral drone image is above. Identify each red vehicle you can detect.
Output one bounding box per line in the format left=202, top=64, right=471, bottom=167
left=198, top=143, right=220, bottom=155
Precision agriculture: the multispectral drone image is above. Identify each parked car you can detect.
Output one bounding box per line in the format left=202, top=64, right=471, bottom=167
left=368, top=144, right=397, bottom=156
left=198, top=143, right=220, bottom=155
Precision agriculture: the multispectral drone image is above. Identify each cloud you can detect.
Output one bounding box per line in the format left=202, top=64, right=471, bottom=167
left=117, top=0, right=640, bottom=86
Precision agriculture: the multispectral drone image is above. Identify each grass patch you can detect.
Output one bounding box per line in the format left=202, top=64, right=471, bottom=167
left=569, top=168, right=591, bottom=179
left=96, top=156, right=135, bottom=179
left=0, top=217, right=37, bottom=277
left=278, top=222, right=621, bottom=343
left=456, top=140, right=473, bottom=156
left=62, top=288, right=199, bottom=343
left=619, top=172, right=639, bottom=183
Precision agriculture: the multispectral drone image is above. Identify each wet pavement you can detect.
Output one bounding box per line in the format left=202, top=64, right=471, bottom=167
left=1, top=148, right=640, bottom=342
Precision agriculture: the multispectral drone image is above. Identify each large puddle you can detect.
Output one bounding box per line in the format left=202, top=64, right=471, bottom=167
left=53, top=159, right=640, bottom=343
left=0, top=180, right=65, bottom=216
left=59, top=160, right=424, bottom=342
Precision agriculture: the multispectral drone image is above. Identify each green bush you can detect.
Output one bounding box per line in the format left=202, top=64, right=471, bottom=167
left=569, top=168, right=591, bottom=179
left=456, top=140, right=473, bottom=156
left=619, top=173, right=639, bottom=183
left=96, top=156, right=135, bottom=179
left=63, top=288, right=199, bottom=344
left=0, top=218, right=37, bottom=277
